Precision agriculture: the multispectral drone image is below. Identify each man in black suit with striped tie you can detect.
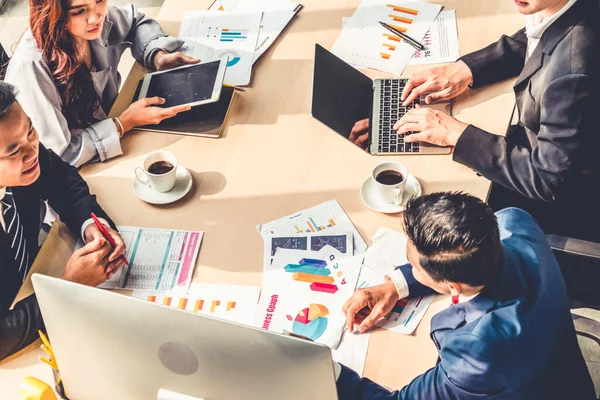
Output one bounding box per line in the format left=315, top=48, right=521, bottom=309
left=0, top=82, right=127, bottom=360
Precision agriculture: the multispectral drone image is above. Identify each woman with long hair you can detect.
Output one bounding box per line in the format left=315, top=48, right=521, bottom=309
left=4, top=0, right=198, bottom=167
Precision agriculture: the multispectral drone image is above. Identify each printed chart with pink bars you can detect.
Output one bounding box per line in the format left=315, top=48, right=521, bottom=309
left=100, top=227, right=203, bottom=292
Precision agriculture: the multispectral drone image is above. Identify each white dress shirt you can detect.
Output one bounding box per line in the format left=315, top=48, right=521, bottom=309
left=525, top=0, right=578, bottom=57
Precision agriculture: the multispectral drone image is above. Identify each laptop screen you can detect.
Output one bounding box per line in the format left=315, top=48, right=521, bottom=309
left=311, top=45, right=373, bottom=151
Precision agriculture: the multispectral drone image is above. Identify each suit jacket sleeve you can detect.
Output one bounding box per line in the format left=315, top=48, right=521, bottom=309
left=397, top=264, right=435, bottom=298
left=459, top=29, right=527, bottom=88
left=337, top=333, right=506, bottom=400
left=0, top=295, right=44, bottom=361
left=109, top=5, right=184, bottom=69
left=38, top=145, right=116, bottom=234
left=452, top=73, right=594, bottom=202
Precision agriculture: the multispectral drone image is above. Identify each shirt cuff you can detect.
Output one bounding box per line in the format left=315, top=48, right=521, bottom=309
left=334, top=361, right=342, bottom=381
left=144, top=36, right=185, bottom=69
left=80, top=217, right=111, bottom=242
left=387, top=268, right=410, bottom=299
left=87, top=119, right=123, bottom=162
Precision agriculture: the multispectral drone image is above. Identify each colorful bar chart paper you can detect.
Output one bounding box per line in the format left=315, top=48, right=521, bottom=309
left=292, top=272, right=335, bottom=285
left=310, top=282, right=339, bottom=294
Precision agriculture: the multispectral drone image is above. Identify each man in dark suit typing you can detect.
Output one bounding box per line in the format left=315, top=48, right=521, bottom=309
left=394, top=0, right=599, bottom=243
left=0, top=82, right=126, bottom=360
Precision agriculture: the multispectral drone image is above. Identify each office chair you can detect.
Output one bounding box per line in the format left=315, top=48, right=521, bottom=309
left=547, top=234, right=600, bottom=399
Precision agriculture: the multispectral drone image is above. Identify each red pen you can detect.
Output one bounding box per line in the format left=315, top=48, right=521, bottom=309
left=90, top=213, right=129, bottom=266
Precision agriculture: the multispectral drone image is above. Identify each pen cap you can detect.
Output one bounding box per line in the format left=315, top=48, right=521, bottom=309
left=19, top=377, right=58, bottom=400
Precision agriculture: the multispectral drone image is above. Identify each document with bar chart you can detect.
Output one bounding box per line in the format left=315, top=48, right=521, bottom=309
left=258, top=200, right=368, bottom=253
left=332, top=1, right=442, bottom=75
left=131, top=283, right=260, bottom=326
left=263, top=231, right=353, bottom=271
left=255, top=246, right=362, bottom=349
left=179, top=10, right=262, bottom=85
left=99, top=227, right=203, bottom=292
left=409, top=10, right=459, bottom=65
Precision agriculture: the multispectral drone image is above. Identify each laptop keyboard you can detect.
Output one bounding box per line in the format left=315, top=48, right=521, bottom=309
left=378, top=79, right=420, bottom=154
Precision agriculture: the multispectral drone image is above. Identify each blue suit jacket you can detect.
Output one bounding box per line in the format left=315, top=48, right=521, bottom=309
left=337, top=208, right=595, bottom=400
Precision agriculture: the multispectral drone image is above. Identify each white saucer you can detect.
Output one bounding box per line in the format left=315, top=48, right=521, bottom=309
left=360, top=174, right=422, bottom=214
left=132, top=166, right=193, bottom=205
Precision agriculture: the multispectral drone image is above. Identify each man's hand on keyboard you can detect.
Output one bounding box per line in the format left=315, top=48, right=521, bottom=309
left=401, top=60, right=473, bottom=106
left=394, top=106, right=468, bottom=148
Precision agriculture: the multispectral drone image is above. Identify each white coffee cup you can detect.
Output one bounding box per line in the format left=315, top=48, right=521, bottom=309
left=135, top=151, right=179, bottom=193
left=372, top=162, right=408, bottom=205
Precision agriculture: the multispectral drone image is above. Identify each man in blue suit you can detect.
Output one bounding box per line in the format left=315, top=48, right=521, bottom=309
left=338, top=192, right=595, bottom=399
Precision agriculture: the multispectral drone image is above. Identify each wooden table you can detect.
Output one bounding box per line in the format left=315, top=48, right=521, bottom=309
left=0, top=1, right=524, bottom=398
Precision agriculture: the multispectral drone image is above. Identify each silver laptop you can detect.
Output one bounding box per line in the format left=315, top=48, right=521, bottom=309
left=32, top=274, right=338, bottom=400
left=312, top=44, right=451, bottom=155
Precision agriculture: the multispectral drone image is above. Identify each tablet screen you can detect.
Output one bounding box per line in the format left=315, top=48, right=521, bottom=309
left=146, top=61, right=221, bottom=108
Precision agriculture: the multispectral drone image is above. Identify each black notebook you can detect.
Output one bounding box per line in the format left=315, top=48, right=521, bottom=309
left=132, top=81, right=236, bottom=138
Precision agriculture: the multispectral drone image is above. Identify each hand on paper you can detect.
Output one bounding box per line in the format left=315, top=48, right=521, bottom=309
left=348, top=119, right=370, bottom=151
left=61, top=237, right=114, bottom=286
left=400, top=60, right=473, bottom=106
left=343, top=279, right=399, bottom=333
left=84, top=224, right=126, bottom=277
left=119, top=97, right=191, bottom=132
left=153, top=50, right=200, bottom=71
left=394, top=105, right=468, bottom=147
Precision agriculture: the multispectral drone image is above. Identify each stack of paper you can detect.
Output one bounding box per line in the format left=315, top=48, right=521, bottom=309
left=179, top=11, right=262, bottom=86
left=255, top=246, right=363, bottom=349
left=332, top=0, right=443, bottom=75
left=210, top=0, right=303, bottom=63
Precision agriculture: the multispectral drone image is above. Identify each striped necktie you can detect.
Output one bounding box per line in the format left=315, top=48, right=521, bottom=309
left=2, top=188, right=31, bottom=281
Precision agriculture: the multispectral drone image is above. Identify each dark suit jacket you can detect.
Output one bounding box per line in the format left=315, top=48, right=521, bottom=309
left=453, top=0, right=600, bottom=240
left=0, top=144, right=114, bottom=360
left=337, top=208, right=596, bottom=400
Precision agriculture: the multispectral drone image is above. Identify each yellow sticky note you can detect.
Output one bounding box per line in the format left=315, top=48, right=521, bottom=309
left=19, top=377, right=57, bottom=400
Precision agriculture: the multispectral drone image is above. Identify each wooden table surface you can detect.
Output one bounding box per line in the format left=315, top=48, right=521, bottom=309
left=0, top=0, right=524, bottom=398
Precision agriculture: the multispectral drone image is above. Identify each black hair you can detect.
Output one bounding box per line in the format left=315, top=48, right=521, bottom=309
left=0, top=81, right=17, bottom=118
left=403, top=192, right=503, bottom=287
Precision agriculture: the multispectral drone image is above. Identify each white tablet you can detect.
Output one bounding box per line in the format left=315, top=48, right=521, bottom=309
left=137, top=58, right=228, bottom=108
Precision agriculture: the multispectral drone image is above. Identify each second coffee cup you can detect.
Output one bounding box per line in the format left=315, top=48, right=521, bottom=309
left=135, top=151, right=179, bottom=193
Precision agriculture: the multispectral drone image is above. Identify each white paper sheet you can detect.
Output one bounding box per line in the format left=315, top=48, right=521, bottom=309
left=255, top=246, right=363, bottom=349
left=132, top=283, right=260, bottom=326
left=179, top=11, right=262, bottom=85
left=358, top=227, right=434, bottom=335
left=99, top=227, right=202, bottom=292
left=258, top=200, right=368, bottom=253
left=409, top=10, right=459, bottom=65
left=210, top=0, right=302, bottom=62
left=332, top=0, right=442, bottom=75
left=263, top=231, right=354, bottom=271
left=332, top=329, right=370, bottom=376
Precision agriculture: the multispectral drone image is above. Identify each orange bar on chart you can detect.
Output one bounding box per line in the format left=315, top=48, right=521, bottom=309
left=178, top=298, right=188, bottom=310
left=226, top=302, right=236, bottom=311
left=292, top=272, right=335, bottom=284
left=380, top=53, right=391, bottom=60
left=386, top=4, right=419, bottom=15
left=194, top=299, right=205, bottom=312
left=390, top=24, right=407, bottom=33
left=147, top=295, right=156, bottom=303
left=383, top=43, right=397, bottom=51
left=222, top=28, right=229, bottom=31
left=210, top=300, right=221, bottom=313
left=162, top=297, right=172, bottom=306
left=389, top=14, right=413, bottom=24
left=384, top=34, right=401, bottom=42
left=329, top=219, right=336, bottom=227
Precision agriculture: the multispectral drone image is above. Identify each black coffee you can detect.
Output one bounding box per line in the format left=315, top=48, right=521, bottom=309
left=376, top=170, right=404, bottom=185
left=148, top=161, right=174, bottom=175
